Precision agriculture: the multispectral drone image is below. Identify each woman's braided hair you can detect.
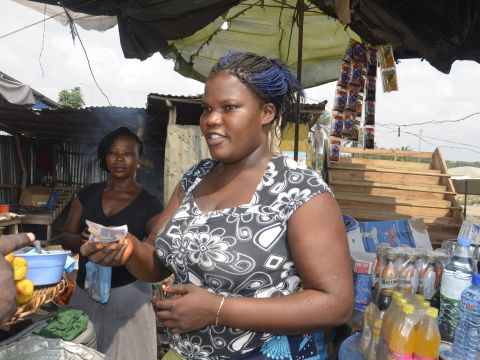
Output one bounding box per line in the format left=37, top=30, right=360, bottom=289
left=97, top=127, right=143, bottom=171
left=209, top=52, right=304, bottom=129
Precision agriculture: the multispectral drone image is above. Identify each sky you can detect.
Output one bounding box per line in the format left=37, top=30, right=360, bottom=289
left=1, top=1, right=479, bottom=162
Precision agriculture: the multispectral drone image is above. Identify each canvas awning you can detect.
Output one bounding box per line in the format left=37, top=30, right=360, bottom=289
left=0, top=72, right=35, bottom=109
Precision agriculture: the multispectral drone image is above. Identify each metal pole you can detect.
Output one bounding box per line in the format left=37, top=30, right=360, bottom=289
left=294, top=0, right=304, bottom=162
left=464, top=179, right=468, bottom=218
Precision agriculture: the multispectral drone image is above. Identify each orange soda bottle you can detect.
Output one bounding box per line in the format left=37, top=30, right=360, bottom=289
left=388, top=303, right=416, bottom=359
left=377, top=297, right=407, bottom=359
left=413, top=307, right=440, bottom=360
left=359, top=302, right=378, bottom=356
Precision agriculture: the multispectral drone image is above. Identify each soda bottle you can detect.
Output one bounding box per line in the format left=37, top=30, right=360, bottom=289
left=439, top=237, right=476, bottom=342
left=377, top=297, right=407, bottom=360
left=419, top=255, right=437, bottom=300
left=453, top=273, right=480, bottom=360
left=399, top=255, right=419, bottom=295
left=378, top=250, right=399, bottom=311
left=388, top=303, right=417, bottom=359
left=413, top=307, right=440, bottom=360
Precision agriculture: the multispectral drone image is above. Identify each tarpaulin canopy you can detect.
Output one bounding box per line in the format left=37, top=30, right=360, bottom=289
left=0, top=71, right=35, bottom=109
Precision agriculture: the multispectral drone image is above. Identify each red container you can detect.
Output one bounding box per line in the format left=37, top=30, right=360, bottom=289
left=0, top=204, right=10, bottom=213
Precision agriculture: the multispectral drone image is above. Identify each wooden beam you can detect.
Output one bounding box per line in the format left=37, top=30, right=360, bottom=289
left=339, top=146, right=433, bottom=158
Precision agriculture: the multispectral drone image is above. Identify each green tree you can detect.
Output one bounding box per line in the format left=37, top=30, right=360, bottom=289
left=58, top=87, right=85, bottom=109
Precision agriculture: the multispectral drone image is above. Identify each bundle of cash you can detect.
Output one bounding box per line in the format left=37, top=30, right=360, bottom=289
left=86, top=220, right=128, bottom=244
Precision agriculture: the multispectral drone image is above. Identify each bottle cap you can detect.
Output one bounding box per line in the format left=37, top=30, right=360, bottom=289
left=414, top=294, right=425, bottom=302
left=425, top=307, right=438, bottom=318
left=422, top=301, right=430, bottom=308
left=392, top=290, right=402, bottom=300
left=396, top=298, right=407, bottom=306
left=402, top=304, right=414, bottom=315
left=473, top=273, right=480, bottom=286
left=458, top=237, right=471, bottom=247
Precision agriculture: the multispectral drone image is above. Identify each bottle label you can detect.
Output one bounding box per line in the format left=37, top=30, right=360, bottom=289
left=440, top=271, right=472, bottom=301
left=388, top=349, right=413, bottom=359
left=460, top=295, right=480, bottom=316
left=413, top=355, right=437, bottom=360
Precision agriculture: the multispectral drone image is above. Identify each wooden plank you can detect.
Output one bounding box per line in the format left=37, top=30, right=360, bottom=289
left=339, top=157, right=432, bottom=170
left=335, top=192, right=456, bottom=209
left=339, top=146, right=433, bottom=158
left=340, top=208, right=461, bottom=226
left=338, top=200, right=453, bottom=218
left=329, top=162, right=449, bottom=176
left=332, top=185, right=447, bottom=200
left=432, top=148, right=464, bottom=223
left=329, top=179, right=451, bottom=194
left=330, top=169, right=442, bottom=186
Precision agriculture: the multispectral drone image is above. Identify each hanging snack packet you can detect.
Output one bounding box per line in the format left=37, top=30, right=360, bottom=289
left=356, top=97, right=363, bottom=118
left=364, top=125, right=375, bottom=149
left=334, top=87, right=348, bottom=112
left=366, top=47, right=378, bottom=76
left=338, top=62, right=351, bottom=88
left=329, top=137, right=342, bottom=162
left=381, top=68, right=399, bottom=92
left=331, top=112, right=344, bottom=137
left=351, top=40, right=366, bottom=63
left=349, top=122, right=360, bottom=142
left=343, top=42, right=353, bottom=63
left=346, top=88, right=360, bottom=112
left=365, top=76, right=376, bottom=102
left=364, top=100, right=376, bottom=126
left=379, top=45, right=395, bottom=69
left=350, top=62, right=364, bottom=88
left=342, top=111, right=355, bottom=137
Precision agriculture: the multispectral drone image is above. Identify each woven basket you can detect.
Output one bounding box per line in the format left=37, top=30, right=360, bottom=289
left=7, top=278, right=67, bottom=324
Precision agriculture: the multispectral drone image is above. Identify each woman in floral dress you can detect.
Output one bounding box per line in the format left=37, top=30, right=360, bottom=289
left=82, top=52, right=353, bottom=360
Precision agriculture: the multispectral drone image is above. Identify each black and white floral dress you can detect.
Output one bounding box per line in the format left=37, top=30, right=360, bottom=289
left=156, top=155, right=331, bottom=360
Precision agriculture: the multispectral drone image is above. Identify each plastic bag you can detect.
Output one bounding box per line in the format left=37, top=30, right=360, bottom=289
left=84, top=261, right=111, bottom=304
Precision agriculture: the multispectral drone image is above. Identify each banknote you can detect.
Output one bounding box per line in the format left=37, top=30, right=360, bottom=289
left=86, top=220, right=128, bottom=244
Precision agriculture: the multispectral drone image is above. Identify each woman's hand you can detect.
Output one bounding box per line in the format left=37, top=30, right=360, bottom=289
left=80, top=233, right=135, bottom=267
left=152, top=284, right=220, bottom=334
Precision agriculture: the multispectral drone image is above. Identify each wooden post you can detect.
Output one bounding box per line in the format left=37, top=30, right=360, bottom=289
left=14, top=134, right=27, bottom=190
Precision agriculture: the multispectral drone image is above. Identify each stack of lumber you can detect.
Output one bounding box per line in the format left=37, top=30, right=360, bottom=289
left=326, top=147, right=463, bottom=248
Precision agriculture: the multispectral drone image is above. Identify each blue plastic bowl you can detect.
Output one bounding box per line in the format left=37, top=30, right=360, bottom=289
left=16, top=250, right=70, bottom=286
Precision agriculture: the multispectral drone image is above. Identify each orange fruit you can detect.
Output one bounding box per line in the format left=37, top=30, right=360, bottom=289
left=16, top=278, right=34, bottom=297
left=12, top=257, right=28, bottom=280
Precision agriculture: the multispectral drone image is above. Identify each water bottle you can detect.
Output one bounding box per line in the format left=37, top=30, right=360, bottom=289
left=453, top=273, right=480, bottom=359
left=439, top=237, right=476, bottom=343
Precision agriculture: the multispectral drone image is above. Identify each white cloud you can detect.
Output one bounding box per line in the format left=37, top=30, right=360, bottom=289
left=1, top=0, right=479, bottom=161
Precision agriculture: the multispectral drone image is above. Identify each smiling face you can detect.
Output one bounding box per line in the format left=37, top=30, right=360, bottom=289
left=200, top=72, right=275, bottom=163
left=105, top=135, right=141, bottom=179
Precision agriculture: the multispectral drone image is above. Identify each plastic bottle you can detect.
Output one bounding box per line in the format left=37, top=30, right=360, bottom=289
left=359, top=302, right=377, bottom=356
left=439, top=237, right=476, bottom=342
left=367, top=318, right=382, bottom=360
left=399, top=254, right=419, bottom=295
left=419, top=255, right=437, bottom=300
left=377, top=297, right=407, bottom=360
left=413, top=307, right=440, bottom=360
left=453, top=273, right=480, bottom=360
left=388, top=303, right=417, bottom=359
left=378, top=250, right=399, bottom=311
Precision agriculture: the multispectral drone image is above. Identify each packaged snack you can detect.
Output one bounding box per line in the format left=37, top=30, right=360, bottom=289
left=356, top=98, right=363, bottom=118
left=364, top=125, right=375, bottom=149
left=379, top=44, right=395, bottom=69
left=366, top=47, right=378, bottom=76
left=351, top=40, right=366, bottom=62
left=365, top=76, right=376, bottom=101
left=347, top=87, right=360, bottom=112
left=350, top=62, right=364, bottom=87
left=331, top=112, right=344, bottom=137
left=381, top=68, right=399, bottom=92
left=343, top=45, right=353, bottom=63
left=334, top=87, right=348, bottom=111
left=329, top=137, right=342, bottom=162
left=338, top=62, right=351, bottom=88
left=349, top=124, right=360, bottom=142
left=365, top=100, right=375, bottom=126
left=343, top=111, right=355, bottom=137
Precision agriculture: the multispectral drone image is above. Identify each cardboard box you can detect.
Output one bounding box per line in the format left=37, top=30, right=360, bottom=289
left=19, top=186, right=51, bottom=207
left=343, top=215, right=433, bottom=253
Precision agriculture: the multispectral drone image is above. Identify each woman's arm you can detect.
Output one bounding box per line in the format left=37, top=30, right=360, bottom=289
left=156, top=192, right=353, bottom=334
left=81, top=183, right=185, bottom=283
left=62, top=198, right=88, bottom=253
